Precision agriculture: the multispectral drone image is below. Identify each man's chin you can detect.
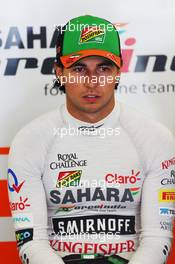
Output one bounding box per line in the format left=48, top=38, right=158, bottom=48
left=80, top=105, right=103, bottom=114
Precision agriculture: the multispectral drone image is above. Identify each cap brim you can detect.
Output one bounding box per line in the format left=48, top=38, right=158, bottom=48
left=60, top=49, right=122, bottom=69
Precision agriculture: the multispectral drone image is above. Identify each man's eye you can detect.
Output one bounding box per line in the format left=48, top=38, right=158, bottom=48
left=98, top=66, right=110, bottom=72
left=72, top=66, right=85, bottom=73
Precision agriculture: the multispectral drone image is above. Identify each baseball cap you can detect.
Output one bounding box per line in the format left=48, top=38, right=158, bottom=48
left=56, top=15, right=122, bottom=69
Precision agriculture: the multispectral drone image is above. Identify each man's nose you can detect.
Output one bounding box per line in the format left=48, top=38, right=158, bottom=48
left=84, top=71, right=99, bottom=89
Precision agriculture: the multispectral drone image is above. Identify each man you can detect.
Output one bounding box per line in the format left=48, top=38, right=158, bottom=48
left=8, top=15, right=175, bottom=264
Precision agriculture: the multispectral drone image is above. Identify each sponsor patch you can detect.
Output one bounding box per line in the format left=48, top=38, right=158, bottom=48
left=78, top=124, right=104, bottom=132
left=160, top=221, right=172, bottom=231
left=163, top=245, right=169, bottom=256
left=16, top=228, right=33, bottom=247
left=13, top=213, right=33, bottom=229
left=10, top=196, right=30, bottom=211
left=159, top=207, right=175, bottom=216
left=129, top=187, right=140, bottom=196
left=159, top=189, right=175, bottom=202
left=105, top=170, right=141, bottom=185
left=50, top=153, right=87, bottom=170
left=52, top=215, right=135, bottom=235
left=79, top=26, right=105, bottom=44
left=161, top=170, right=175, bottom=185
left=50, top=187, right=140, bottom=205
left=56, top=170, right=82, bottom=188
left=161, top=157, right=175, bottom=170
left=8, top=168, right=25, bottom=193
left=55, top=203, right=126, bottom=214
left=63, top=254, right=129, bottom=263
left=65, top=54, right=82, bottom=65
left=50, top=240, right=135, bottom=255
left=21, top=253, right=30, bottom=264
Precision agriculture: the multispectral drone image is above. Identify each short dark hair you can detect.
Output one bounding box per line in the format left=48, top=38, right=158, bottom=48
left=54, top=55, right=66, bottom=93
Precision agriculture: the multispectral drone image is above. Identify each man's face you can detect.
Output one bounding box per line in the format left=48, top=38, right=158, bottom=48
left=55, top=56, right=120, bottom=122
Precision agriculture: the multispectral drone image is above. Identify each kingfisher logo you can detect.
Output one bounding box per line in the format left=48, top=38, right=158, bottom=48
left=79, top=27, right=105, bottom=43
left=8, top=168, right=25, bottom=193
left=56, top=170, right=82, bottom=188
left=161, top=157, right=175, bottom=170
left=105, top=170, right=141, bottom=185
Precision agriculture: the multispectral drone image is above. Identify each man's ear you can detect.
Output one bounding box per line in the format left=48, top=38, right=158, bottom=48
left=116, top=69, right=121, bottom=84
left=53, top=62, right=63, bottom=78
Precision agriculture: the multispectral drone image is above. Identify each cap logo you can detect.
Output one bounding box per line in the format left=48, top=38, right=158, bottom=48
left=79, top=26, right=105, bottom=44
left=65, top=54, right=82, bottom=64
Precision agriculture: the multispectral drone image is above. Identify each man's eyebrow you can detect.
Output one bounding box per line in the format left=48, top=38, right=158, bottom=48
left=70, top=59, right=115, bottom=68
left=97, top=60, right=115, bottom=67
left=71, top=62, right=86, bottom=67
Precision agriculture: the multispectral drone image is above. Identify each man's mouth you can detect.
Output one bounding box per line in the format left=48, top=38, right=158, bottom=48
left=83, top=95, right=100, bottom=102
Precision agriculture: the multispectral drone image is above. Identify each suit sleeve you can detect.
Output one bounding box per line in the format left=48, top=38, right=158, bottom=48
left=8, top=123, right=65, bottom=264
left=129, top=125, right=175, bottom=264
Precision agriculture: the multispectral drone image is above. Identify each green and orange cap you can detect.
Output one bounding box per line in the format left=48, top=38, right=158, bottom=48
left=56, top=15, right=122, bottom=69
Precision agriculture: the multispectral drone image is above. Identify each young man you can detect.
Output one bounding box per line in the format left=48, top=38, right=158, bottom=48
left=8, top=15, right=175, bottom=264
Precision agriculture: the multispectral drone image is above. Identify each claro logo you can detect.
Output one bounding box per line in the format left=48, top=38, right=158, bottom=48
left=105, top=170, right=141, bottom=185
left=1, top=26, right=175, bottom=75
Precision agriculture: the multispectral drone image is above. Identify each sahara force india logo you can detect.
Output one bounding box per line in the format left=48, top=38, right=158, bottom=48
left=50, top=187, right=140, bottom=205
left=79, top=27, right=105, bottom=44
left=56, top=170, right=82, bottom=188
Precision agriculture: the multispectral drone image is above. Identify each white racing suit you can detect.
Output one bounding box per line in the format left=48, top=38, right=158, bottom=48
left=8, top=101, right=175, bottom=264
